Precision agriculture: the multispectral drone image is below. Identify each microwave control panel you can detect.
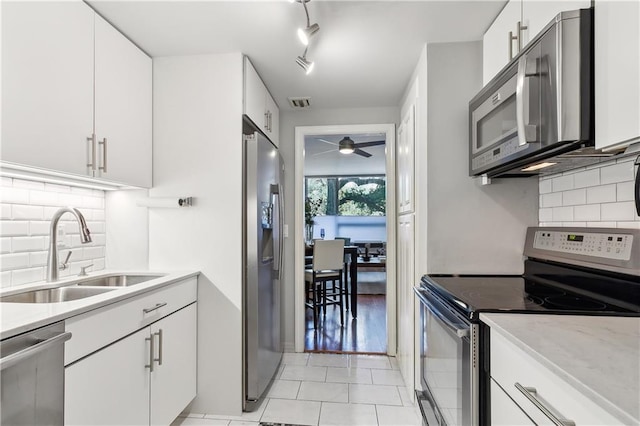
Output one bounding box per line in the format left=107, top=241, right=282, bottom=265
left=472, top=134, right=528, bottom=172
left=533, top=230, right=634, bottom=261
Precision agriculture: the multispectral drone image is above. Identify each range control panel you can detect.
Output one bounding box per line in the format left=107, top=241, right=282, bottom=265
left=533, top=230, right=634, bottom=261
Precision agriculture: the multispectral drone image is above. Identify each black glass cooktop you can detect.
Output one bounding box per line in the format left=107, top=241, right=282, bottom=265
left=421, top=261, right=640, bottom=321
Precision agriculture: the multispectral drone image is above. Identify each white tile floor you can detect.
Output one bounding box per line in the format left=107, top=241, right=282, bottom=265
left=172, top=353, right=422, bottom=426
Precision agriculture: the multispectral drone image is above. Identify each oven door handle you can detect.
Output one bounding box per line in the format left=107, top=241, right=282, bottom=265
left=414, top=287, right=470, bottom=339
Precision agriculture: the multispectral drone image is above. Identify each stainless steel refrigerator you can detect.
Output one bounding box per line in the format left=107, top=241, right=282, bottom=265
left=242, top=120, right=284, bottom=412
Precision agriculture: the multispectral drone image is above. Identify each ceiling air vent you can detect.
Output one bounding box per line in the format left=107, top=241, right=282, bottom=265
left=288, top=97, right=311, bottom=109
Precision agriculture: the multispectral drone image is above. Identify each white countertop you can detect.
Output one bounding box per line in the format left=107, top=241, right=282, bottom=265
left=480, top=313, right=640, bottom=424
left=0, top=270, right=199, bottom=340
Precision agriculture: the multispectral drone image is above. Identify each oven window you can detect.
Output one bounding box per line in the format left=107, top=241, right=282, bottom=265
left=477, top=94, right=517, bottom=151
left=423, top=305, right=469, bottom=425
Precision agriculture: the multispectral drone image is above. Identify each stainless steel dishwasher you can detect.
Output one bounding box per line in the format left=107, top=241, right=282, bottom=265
left=1, top=322, right=71, bottom=426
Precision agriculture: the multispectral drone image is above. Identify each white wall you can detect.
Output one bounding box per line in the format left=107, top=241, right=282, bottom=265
left=0, top=177, right=106, bottom=287
left=150, top=53, right=244, bottom=415
left=539, top=156, right=640, bottom=228
left=279, top=107, right=399, bottom=350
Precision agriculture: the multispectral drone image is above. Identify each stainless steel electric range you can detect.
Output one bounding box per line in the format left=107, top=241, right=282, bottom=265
left=414, top=227, right=640, bottom=426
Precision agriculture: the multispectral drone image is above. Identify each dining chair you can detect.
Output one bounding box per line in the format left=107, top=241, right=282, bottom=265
left=335, top=236, right=352, bottom=303
left=304, top=239, right=346, bottom=329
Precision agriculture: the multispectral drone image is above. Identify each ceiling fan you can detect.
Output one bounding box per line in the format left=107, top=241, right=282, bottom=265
left=317, top=136, right=385, bottom=158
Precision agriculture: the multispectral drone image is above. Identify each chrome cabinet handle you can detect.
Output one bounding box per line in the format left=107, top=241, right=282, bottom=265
left=515, top=382, right=575, bottom=426
left=99, top=138, right=107, bottom=172
left=517, top=20, right=528, bottom=52
left=509, top=31, right=517, bottom=60
left=87, top=134, right=97, bottom=171
left=264, top=111, right=269, bottom=131
left=0, top=332, right=71, bottom=371
left=154, top=329, right=163, bottom=366
left=145, top=332, right=155, bottom=372
left=143, top=302, right=167, bottom=314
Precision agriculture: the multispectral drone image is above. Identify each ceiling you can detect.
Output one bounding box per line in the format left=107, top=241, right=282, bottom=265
left=304, top=133, right=387, bottom=176
left=88, top=0, right=506, bottom=112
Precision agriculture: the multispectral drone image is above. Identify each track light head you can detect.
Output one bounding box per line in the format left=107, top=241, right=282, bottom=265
left=297, top=23, right=320, bottom=45
left=338, top=137, right=355, bottom=154
left=296, top=55, right=315, bottom=74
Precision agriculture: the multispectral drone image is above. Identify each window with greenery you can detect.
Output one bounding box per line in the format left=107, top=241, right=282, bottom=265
left=305, top=175, right=386, bottom=217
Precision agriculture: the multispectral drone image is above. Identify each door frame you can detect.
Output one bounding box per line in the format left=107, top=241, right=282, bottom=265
left=294, top=123, right=397, bottom=355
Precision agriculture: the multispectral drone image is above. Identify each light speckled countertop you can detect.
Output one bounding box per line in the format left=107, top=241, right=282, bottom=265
left=0, top=270, right=199, bottom=340
left=480, top=313, right=640, bottom=424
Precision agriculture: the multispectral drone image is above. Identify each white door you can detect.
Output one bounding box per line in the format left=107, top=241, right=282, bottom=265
left=397, top=105, right=415, bottom=214
left=150, top=304, right=198, bottom=426
left=65, top=327, right=150, bottom=426
left=1, top=1, right=94, bottom=176
left=94, top=13, right=152, bottom=187
left=396, top=213, right=415, bottom=401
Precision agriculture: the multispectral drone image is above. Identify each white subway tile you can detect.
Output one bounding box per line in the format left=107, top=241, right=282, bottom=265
left=59, top=249, right=81, bottom=264
left=1, top=238, right=11, bottom=254
left=12, top=204, right=44, bottom=220
left=0, top=252, right=30, bottom=270
left=92, top=209, right=105, bottom=221
left=58, top=193, right=84, bottom=206
left=563, top=166, right=585, bottom=176
left=87, top=222, right=106, bottom=234
left=574, top=205, right=601, bottom=221
left=540, top=222, right=563, bottom=227
left=616, top=181, right=635, bottom=202
left=12, top=236, right=45, bottom=252
left=83, top=246, right=105, bottom=260
left=29, top=190, right=59, bottom=206
left=600, top=162, right=634, bottom=184
left=30, top=251, right=48, bottom=267
left=1, top=271, right=12, bottom=288
left=1, top=204, right=11, bottom=220
left=552, top=174, right=574, bottom=192
left=91, top=233, right=106, bottom=246
left=44, top=183, right=71, bottom=193
left=617, top=222, right=640, bottom=229
left=82, top=196, right=104, bottom=209
left=1, top=177, right=13, bottom=187
left=601, top=202, right=636, bottom=221
left=539, top=208, right=553, bottom=222
left=541, top=192, right=563, bottom=208
left=92, top=189, right=105, bottom=198
left=552, top=207, right=574, bottom=222
left=586, top=184, right=616, bottom=204
left=1, top=221, right=29, bottom=236
left=573, top=169, right=600, bottom=189
left=1, top=187, right=30, bottom=204
left=29, top=221, right=50, bottom=236
left=562, top=189, right=586, bottom=206
left=13, top=179, right=44, bottom=190
left=539, top=178, right=553, bottom=194
left=12, top=267, right=44, bottom=286
left=70, top=187, right=95, bottom=197
left=563, top=221, right=586, bottom=227
left=93, top=258, right=106, bottom=271
left=587, top=221, right=617, bottom=228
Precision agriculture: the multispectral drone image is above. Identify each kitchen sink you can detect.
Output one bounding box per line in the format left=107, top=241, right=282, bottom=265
left=75, top=273, right=164, bottom=287
left=0, top=286, right=117, bottom=303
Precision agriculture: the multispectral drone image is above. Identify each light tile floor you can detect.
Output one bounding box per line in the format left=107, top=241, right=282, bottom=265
left=172, top=353, right=422, bottom=426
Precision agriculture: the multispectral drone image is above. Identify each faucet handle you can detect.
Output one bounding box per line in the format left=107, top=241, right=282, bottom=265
left=79, top=264, right=94, bottom=277
left=59, top=251, right=72, bottom=271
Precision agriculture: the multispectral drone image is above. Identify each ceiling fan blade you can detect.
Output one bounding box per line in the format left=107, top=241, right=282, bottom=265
left=310, top=149, right=336, bottom=157
left=317, top=138, right=339, bottom=146
left=354, top=140, right=385, bottom=148
left=354, top=148, right=372, bottom=158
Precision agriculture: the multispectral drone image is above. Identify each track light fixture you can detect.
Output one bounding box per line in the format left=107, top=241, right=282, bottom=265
left=293, top=0, right=319, bottom=74
left=298, top=23, right=319, bottom=46
left=296, top=48, right=314, bottom=75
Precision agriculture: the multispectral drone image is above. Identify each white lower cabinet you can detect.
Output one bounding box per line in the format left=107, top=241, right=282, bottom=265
left=490, top=329, right=624, bottom=425
left=64, top=278, right=197, bottom=426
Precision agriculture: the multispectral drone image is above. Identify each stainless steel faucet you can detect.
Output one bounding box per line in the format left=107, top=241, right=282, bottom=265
left=46, top=207, right=92, bottom=282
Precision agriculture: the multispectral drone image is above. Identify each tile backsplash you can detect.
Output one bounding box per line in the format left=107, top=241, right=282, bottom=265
left=1, top=177, right=106, bottom=288
left=539, top=156, right=640, bottom=228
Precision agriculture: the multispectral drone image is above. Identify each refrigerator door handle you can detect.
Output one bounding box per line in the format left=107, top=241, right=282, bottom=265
left=270, top=183, right=284, bottom=279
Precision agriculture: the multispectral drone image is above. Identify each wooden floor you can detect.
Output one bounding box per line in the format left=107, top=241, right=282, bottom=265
left=304, top=294, right=387, bottom=354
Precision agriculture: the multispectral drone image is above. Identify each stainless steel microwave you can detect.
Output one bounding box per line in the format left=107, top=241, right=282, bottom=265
left=469, top=9, right=595, bottom=178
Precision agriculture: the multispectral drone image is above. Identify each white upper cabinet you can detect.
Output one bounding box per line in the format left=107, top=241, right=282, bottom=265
left=595, top=0, right=640, bottom=150
left=397, top=105, right=415, bottom=214
left=1, top=2, right=152, bottom=187
left=1, top=1, right=94, bottom=176
left=483, top=0, right=590, bottom=85
left=94, top=14, right=152, bottom=187
left=244, top=57, right=279, bottom=146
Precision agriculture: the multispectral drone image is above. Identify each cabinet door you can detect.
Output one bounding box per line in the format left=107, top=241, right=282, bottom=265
left=490, top=379, right=535, bottom=425
left=521, top=0, right=591, bottom=49
left=94, top=14, right=152, bottom=187
left=65, top=327, right=150, bottom=426
left=397, top=105, right=415, bottom=214
left=244, top=58, right=267, bottom=132
left=1, top=1, right=94, bottom=176
left=265, top=92, right=280, bottom=146
left=482, top=0, right=521, bottom=85
left=595, top=0, right=640, bottom=150
left=150, top=304, right=197, bottom=426
left=396, top=213, right=415, bottom=400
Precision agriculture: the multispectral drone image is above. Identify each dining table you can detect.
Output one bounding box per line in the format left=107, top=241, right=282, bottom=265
left=305, top=244, right=359, bottom=318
